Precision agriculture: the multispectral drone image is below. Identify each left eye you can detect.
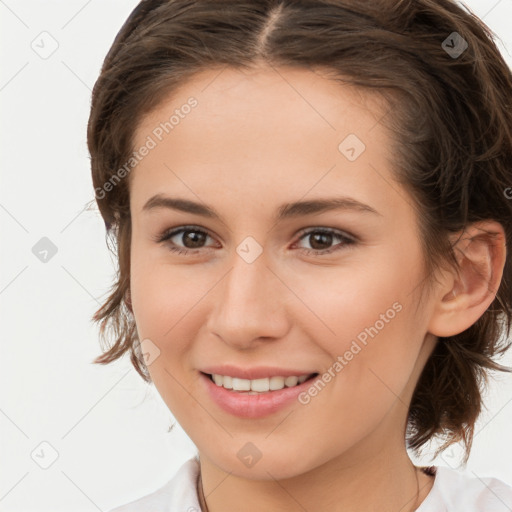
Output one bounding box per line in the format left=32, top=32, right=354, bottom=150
left=156, top=226, right=355, bottom=256
left=295, top=228, right=355, bottom=254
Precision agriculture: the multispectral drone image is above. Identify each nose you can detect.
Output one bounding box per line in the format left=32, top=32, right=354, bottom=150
left=205, top=248, right=290, bottom=350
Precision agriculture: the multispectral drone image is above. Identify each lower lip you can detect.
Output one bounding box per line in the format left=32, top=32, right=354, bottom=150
left=200, top=372, right=318, bottom=419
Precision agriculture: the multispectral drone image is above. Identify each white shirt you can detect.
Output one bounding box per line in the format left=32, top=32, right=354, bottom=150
left=108, top=456, right=512, bottom=511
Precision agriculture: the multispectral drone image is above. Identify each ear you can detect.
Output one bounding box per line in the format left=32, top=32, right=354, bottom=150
left=427, top=220, right=507, bottom=338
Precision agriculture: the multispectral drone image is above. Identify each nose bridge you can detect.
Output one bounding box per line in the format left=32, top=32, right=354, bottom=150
left=207, top=246, right=288, bottom=347
left=223, top=248, right=276, bottom=320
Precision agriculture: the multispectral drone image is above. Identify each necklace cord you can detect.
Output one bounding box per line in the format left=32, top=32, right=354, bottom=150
left=196, top=465, right=422, bottom=512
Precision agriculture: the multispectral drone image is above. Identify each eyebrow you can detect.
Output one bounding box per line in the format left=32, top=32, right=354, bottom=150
left=142, top=194, right=382, bottom=221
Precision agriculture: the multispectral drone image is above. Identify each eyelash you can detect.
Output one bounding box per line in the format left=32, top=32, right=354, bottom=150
left=155, top=225, right=356, bottom=256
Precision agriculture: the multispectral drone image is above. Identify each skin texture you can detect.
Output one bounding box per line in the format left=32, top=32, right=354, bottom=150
left=127, top=65, right=506, bottom=511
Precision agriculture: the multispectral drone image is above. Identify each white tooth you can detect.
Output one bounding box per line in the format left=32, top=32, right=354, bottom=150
left=269, top=376, right=286, bottom=390
left=232, top=377, right=251, bottom=391
left=251, top=378, right=270, bottom=392
left=212, top=373, right=313, bottom=391
left=284, top=376, right=298, bottom=387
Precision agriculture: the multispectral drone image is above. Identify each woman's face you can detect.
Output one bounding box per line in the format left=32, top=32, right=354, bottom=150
left=128, top=65, right=440, bottom=479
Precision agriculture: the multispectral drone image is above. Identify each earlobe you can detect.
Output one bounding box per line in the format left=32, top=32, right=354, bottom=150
left=427, top=221, right=506, bottom=338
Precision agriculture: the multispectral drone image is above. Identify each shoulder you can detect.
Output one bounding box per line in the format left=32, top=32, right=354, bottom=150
left=418, top=465, right=512, bottom=512
left=106, top=456, right=201, bottom=512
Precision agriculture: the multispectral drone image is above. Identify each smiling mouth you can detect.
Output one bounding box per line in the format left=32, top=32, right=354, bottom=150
left=202, top=372, right=319, bottom=394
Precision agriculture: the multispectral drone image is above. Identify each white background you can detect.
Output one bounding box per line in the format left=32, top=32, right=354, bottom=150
left=1, top=1, right=512, bottom=510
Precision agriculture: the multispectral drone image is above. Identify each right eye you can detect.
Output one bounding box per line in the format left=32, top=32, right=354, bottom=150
left=156, top=225, right=218, bottom=255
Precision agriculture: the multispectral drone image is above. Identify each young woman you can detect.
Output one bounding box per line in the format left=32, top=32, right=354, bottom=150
left=87, top=0, right=512, bottom=510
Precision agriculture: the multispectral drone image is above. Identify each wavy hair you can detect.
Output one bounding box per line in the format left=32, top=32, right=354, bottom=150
left=87, top=0, right=512, bottom=463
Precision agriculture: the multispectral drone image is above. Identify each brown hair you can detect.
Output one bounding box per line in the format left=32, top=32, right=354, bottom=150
left=87, top=0, right=512, bottom=463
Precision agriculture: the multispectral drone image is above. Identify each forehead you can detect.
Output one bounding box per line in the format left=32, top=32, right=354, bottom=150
left=133, top=64, right=387, bottom=147
left=129, top=65, right=405, bottom=223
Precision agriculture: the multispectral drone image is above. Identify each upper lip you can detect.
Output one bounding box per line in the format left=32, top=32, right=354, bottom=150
left=199, top=365, right=318, bottom=380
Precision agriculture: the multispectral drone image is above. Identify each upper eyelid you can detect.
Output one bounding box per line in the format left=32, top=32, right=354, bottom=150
left=160, top=225, right=217, bottom=242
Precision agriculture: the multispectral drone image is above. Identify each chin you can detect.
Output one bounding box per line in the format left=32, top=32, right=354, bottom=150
left=205, top=447, right=317, bottom=481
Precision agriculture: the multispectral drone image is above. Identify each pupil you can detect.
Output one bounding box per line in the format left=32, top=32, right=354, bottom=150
left=310, top=232, right=332, bottom=250
left=184, top=230, right=206, bottom=248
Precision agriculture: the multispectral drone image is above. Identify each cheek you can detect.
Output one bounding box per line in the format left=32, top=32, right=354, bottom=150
left=302, top=252, right=423, bottom=409
left=129, top=258, right=206, bottom=417
left=129, top=254, right=216, bottom=395
left=294, top=306, right=421, bottom=464
left=130, top=247, right=205, bottom=341
left=286, top=250, right=413, bottom=351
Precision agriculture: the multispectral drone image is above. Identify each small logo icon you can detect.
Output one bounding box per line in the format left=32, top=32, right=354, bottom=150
left=32, top=237, right=58, bottom=263
left=442, top=32, right=468, bottom=59
left=237, top=442, right=262, bottom=468
left=440, top=442, right=464, bottom=469
left=338, top=134, right=366, bottom=161
left=137, top=338, right=161, bottom=366
left=236, top=236, right=263, bottom=264
left=31, top=31, right=59, bottom=60
left=31, top=441, right=59, bottom=469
